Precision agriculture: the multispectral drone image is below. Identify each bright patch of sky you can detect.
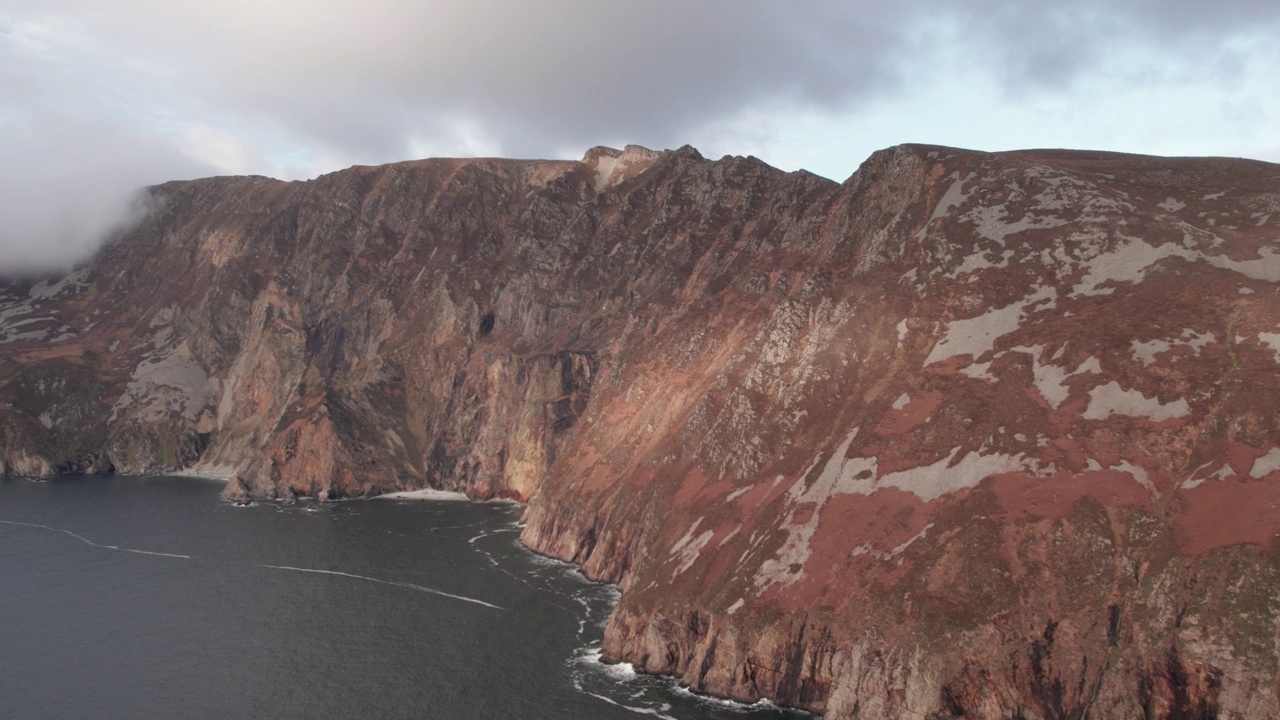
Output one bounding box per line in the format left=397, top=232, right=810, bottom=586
left=689, top=21, right=1280, bottom=179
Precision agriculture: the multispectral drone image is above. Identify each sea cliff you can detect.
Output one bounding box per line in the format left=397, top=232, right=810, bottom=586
left=3, top=143, right=1279, bottom=717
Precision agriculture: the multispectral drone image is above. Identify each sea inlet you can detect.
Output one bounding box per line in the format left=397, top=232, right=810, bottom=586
left=0, top=476, right=807, bottom=719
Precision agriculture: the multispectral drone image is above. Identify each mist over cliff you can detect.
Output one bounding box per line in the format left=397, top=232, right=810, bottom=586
left=2, top=143, right=1279, bottom=718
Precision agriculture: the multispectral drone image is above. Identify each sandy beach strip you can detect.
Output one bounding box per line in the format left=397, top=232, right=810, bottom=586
left=373, top=488, right=470, bottom=501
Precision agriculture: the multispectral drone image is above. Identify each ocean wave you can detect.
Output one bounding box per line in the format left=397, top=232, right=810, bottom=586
left=255, top=564, right=507, bottom=611
left=577, top=645, right=639, bottom=681
left=0, top=519, right=192, bottom=559
left=669, top=685, right=795, bottom=714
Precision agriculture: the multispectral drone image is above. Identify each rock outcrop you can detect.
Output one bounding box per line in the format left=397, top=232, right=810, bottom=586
left=3, top=143, right=1279, bottom=717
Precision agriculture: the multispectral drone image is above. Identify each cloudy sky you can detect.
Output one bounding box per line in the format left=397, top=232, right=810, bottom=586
left=2, top=0, right=1279, bottom=271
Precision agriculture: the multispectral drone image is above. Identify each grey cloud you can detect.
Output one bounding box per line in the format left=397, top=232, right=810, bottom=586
left=56, top=1, right=910, bottom=158
left=0, top=107, right=208, bottom=274
left=936, top=1, right=1280, bottom=93
left=1, top=17, right=212, bottom=273
left=33, top=1, right=1278, bottom=157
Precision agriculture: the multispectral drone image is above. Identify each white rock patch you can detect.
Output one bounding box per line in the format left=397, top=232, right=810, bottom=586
left=888, top=523, right=935, bottom=558
left=111, top=340, right=219, bottom=425
left=968, top=203, right=1068, bottom=244
left=1072, top=238, right=1181, bottom=296
left=756, top=429, right=865, bottom=589
left=914, top=171, right=974, bottom=240
left=960, top=360, right=995, bottom=381
left=592, top=154, right=620, bottom=191
left=671, top=519, right=703, bottom=555
left=28, top=269, right=90, bottom=301
left=1206, top=246, right=1280, bottom=282
left=1013, top=345, right=1101, bottom=409
left=1250, top=448, right=1280, bottom=479
left=948, top=247, right=1014, bottom=278
left=1182, top=464, right=1236, bottom=490
left=926, top=286, right=1056, bottom=366
left=875, top=448, right=1027, bottom=503
left=673, top=529, right=715, bottom=576
left=671, top=518, right=719, bottom=577
left=1258, top=333, right=1280, bottom=362
left=1082, top=381, right=1189, bottom=421
left=1112, top=460, right=1156, bottom=496
left=1077, top=357, right=1102, bottom=374
left=757, top=424, right=1050, bottom=590
left=1132, top=330, right=1216, bottom=366
left=590, top=145, right=662, bottom=191
left=1131, top=339, right=1172, bottom=366
left=1074, top=238, right=1280, bottom=296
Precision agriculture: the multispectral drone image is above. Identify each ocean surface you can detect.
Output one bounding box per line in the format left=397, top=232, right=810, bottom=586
left=0, top=476, right=807, bottom=719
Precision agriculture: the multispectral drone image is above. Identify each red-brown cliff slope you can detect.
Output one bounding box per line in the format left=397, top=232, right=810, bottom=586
left=2, top=143, right=1279, bottom=718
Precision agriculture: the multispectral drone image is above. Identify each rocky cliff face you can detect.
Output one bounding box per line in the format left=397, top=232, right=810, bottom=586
left=3, top=142, right=1279, bottom=718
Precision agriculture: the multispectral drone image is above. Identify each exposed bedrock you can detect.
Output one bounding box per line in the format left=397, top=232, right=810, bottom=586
left=3, top=142, right=1279, bottom=717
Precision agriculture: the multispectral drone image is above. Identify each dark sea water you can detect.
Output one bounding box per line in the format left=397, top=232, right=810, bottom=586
left=0, top=476, right=807, bottom=720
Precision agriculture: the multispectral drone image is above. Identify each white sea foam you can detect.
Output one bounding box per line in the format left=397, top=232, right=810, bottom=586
left=581, top=646, right=640, bottom=681
left=114, top=547, right=192, bottom=559
left=583, top=690, right=678, bottom=719
left=256, top=564, right=506, bottom=610
left=578, top=658, right=805, bottom=716
left=571, top=646, right=684, bottom=719
left=0, top=519, right=192, bottom=558
left=670, top=684, right=793, bottom=713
